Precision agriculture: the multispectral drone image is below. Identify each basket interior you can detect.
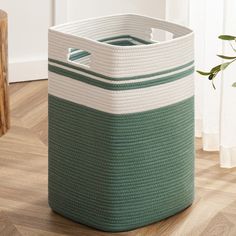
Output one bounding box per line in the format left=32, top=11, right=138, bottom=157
left=50, top=15, right=192, bottom=71
left=68, top=34, right=154, bottom=65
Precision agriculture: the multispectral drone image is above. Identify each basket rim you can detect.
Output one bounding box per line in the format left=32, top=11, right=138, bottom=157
left=49, top=13, right=194, bottom=50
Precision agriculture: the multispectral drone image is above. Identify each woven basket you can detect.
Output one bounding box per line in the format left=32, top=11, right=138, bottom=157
left=48, top=14, right=194, bottom=232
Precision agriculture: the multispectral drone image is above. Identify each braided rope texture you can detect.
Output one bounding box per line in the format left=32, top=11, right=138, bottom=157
left=48, top=14, right=194, bottom=232
left=48, top=95, right=194, bottom=232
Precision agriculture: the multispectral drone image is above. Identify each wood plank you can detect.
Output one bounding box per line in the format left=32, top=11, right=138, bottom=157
left=0, top=10, right=10, bottom=136
left=0, top=211, right=22, bottom=236
left=0, top=80, right=236, bottom=235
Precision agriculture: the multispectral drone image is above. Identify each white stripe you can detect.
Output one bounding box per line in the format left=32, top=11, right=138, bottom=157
left=100, top=37, right=149, bottom=45
left=49, top=14, right=194, bottom=78
left=49, top=73, right=194, bottom=114
left=51, top=14, right=191, bottom=38
left=49, top=33, right=193, bottom=77
left=49, top=61, right=194, bottom=85
left=68, top=37, right=146, bottom=67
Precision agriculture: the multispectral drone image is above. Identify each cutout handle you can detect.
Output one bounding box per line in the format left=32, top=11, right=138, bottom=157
left=67, top=48, right=92, bottom=69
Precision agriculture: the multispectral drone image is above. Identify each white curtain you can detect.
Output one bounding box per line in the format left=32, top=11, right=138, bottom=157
left=166, top=0, right=236, bottom=168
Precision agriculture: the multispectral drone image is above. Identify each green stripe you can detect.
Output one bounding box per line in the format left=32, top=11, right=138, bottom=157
left=70, top=40, right=138, bottom=61
left=48, top=95, right=194, bottom=231
left=69, top=35, right=151, bottom=53
left=69, top=35, right=152, bottom=61
left=49, top=58, right=194, bottom=81
left=108, top=40, right=137, bottom=46
left=69, top=51, right=90, bottom=61
left=49, top=64, right=194, bottom=90
left=99, top=34, right=152, bottom=45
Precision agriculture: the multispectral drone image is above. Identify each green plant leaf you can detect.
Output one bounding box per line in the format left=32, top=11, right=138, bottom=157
left=220, top=62, right=231, bottom=70
left=218, top=35, right=236, bottom=41
left=230, top=42, right=236, bottom=52
left=210, top=64, right=222, bottom=73
left=208, top=73, right=216, bottom=80
left=217, top=54, right=236, bottom=60
left=196, top=70, right=212, bottom=76
left=198, top=34, right=236, bottom=89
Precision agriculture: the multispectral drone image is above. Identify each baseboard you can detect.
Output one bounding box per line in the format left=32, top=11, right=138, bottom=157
left=220, top=146, right=236, bottom=168
left=202, top=132, right=220, bottom=151
left=9, top=59, right=48, bottom=83
left=195, top=118, right=202, bottom=138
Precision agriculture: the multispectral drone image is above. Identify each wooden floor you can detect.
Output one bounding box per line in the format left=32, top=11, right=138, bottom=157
left=0, top=80, right=236, bottom=236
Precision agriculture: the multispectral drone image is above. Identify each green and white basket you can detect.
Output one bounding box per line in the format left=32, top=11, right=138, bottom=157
left=48, top=14, right=194, bottom=232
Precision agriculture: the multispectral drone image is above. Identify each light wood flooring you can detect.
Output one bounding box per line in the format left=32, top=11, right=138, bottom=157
left=0, top=80, right=236, bottom=236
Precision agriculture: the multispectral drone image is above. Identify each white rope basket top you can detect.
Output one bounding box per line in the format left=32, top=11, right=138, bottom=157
left=49, top=14, right=194, bottom=78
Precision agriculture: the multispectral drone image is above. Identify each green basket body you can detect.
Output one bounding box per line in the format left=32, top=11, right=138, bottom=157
left=48, top=14, right=194, bottom=232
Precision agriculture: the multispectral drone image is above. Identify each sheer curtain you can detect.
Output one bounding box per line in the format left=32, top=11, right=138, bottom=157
left=166, top=0, right=236, bottom=168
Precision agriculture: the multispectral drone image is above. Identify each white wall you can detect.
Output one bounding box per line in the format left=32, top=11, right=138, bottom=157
left=165, top=0, right=189, bottom=26
left=1, top=0, right=166, bottom=82
left=67, top=0, right=165, bottom=22
left=0, top=0, right=53, bottom=82
left=54, top=0, right=167, bottom=46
